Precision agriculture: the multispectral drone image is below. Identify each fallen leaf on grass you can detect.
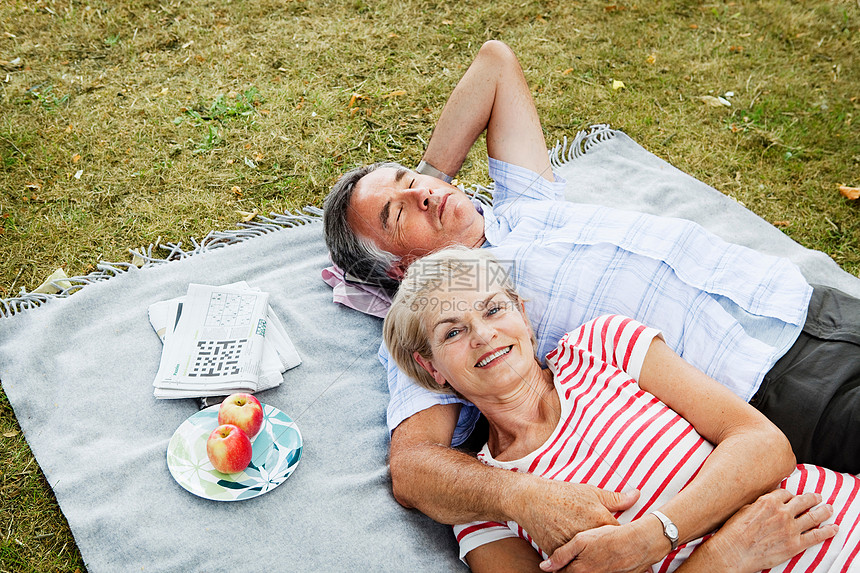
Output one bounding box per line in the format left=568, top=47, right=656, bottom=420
left=72, top=153, right=81, bottom=163
left=348, top=93, right=367, bottom=108
left=0, top=57, right=22, bottom=70
left=561, top=68, right=574, bottom=75
left=839, top=186, right=860, bottom=200
left=382, top=90, right=407, bottom=99
left=237, top=210, right=258, bottom=222
left=3, top=430, right=19, bottom=438
left=698, top=95, right=731, bottom=107
left=773, top=220, right=791, bottom=228
left=131, top=251, right=146, bottom=268
left=646, top=53, right=657, bottom=65
left=33, top=268, right=72, bottom=295
left=612, top=80, right=626, bottom=90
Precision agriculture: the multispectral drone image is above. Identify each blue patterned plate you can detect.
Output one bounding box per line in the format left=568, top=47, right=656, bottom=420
left=167, top=403, right=302, bottom=501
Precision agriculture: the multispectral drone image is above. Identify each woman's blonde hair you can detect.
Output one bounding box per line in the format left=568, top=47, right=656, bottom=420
left=383, top=247, right=525, bottom=393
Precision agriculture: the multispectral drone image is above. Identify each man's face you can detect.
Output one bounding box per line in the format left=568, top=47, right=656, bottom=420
left=348, top=167, right=485, bottom=264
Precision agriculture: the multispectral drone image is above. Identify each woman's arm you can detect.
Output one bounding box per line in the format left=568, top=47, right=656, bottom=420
left=466, top=538, right=544, bottom=573
left=539, top=336, right=796, bottom=572
left=636, top=337, right=796, bottom=546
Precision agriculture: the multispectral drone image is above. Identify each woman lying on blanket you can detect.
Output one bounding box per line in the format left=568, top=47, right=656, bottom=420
left=383, top=247, right=858, bottom=573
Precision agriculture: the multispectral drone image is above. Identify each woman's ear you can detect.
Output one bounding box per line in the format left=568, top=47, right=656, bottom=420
left=413, top=352, right=448, bottom=387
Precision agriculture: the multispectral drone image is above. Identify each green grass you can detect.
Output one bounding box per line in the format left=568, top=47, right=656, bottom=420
left=0, top=0, right=858, bottom=570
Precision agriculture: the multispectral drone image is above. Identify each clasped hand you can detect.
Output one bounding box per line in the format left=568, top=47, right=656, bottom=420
left=539, top=522, right=661, bottom=573
left=510, top=479, right=644, bottom=571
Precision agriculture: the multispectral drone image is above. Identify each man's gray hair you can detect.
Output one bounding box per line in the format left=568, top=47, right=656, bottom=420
left=323, top=162, right=406, bottom=293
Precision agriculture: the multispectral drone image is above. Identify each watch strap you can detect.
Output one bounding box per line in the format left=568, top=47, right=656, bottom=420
left=415, top=160, right=454, bottom=183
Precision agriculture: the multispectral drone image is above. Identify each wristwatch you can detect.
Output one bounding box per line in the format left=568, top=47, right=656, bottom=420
left=415, top=160, right=454, bottom=183
left=651, top=510, right=679, bottom=551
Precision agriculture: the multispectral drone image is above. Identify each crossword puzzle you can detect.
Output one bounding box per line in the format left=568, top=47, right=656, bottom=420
left=204, top=292, right=256, bottom=327
left=188, top=339, right=247, bottom=377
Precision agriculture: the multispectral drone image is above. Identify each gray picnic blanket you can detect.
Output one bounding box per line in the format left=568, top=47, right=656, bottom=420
left=1, top=126, right=858, bottom=573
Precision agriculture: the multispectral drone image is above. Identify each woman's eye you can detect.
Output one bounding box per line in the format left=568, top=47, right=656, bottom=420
left=445, top=328, right=460, bottom=340
left=487, top=305, right=500, bottom=316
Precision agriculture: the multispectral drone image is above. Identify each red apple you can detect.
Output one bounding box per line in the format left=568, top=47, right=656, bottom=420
left=206, top=424, right=253, bottom=474
left=218, top=393, right=264, bottom=439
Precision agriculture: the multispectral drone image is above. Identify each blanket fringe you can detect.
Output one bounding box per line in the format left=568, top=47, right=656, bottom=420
left=550, top=123, right=617, bottom=168
left=0, top=209, right=322, bottom=318
left=1, top=125, right=617, bottom=319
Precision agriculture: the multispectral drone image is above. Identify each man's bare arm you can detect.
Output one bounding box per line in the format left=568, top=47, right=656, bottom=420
left=389, top=404, right=639, bottom=554
left=420, top=40, right=554, bottom=182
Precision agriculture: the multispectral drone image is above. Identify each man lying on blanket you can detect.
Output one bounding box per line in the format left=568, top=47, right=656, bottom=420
left=323, top=40, right=858, bottom=570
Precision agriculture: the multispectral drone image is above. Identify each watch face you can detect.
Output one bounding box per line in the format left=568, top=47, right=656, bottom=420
left=666, top=523, right=679, bottom=539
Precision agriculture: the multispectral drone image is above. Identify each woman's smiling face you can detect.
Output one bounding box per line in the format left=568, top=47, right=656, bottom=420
left=412, top=281, right=537, bottom=402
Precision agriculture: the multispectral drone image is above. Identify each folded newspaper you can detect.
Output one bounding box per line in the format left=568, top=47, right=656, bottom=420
left=149, top=282, right=301, bottom=399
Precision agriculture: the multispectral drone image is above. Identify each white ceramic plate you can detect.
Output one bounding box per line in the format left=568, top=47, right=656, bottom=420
left=166, top=403, right=302, bottom=501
